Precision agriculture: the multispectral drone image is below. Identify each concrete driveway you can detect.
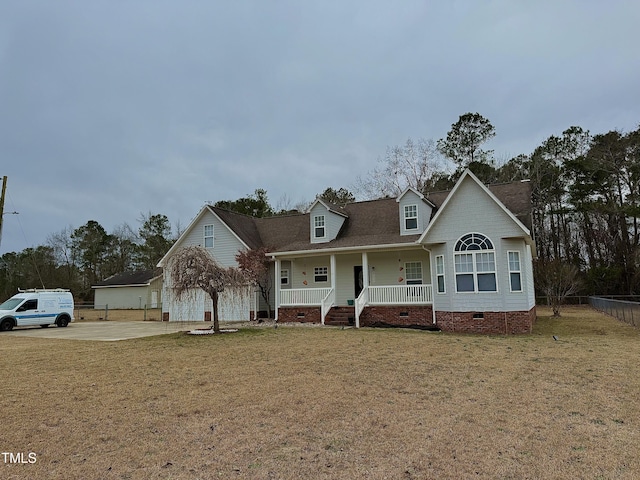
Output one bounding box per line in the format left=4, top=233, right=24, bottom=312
left=1, top=321, right=207, bottom=341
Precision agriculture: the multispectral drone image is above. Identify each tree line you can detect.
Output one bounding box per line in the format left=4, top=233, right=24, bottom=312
left=1, top=113, right=639, bottom=302
left=356, top=113, right=640, bottom=297
left=0, top=214, right=175, bottom=301
left=0, top=189, right=351, bottom=302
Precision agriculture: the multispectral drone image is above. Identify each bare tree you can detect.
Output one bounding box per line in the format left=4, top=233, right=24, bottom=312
left=355, top=137, right=450, bottom=199
left=169, top=246, right=247, bottom=332
left=534, top=259, right=581, bottom=317
left=236, top=247, right=274, bottom=319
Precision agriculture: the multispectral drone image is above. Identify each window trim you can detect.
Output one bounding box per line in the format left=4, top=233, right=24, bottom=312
left=508, top=251, right=522, bottom=293
left=404, top=261, right=423, bottom=285
left=404, top=204, right=418, bottom=231
left=313, top=215, right=326, bottom=239
left=454, top=233, right=498, bottom=293
left=204, top=224, right=214, bottom=248
left=435, top=255, right=446, bottom=294
left=314, top=266, right=328, bottom=283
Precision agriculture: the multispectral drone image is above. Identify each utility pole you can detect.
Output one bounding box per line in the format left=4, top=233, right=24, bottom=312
left=0, top=176, right=7, bottom=246
left=0, top=176, right=18, bottom=248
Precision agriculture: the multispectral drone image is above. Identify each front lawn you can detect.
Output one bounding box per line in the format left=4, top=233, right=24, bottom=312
left=1, top=306, right=638, bottom=479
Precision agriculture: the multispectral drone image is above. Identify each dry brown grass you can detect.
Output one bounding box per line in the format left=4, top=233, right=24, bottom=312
left=1, top=306, right=639, bottom=479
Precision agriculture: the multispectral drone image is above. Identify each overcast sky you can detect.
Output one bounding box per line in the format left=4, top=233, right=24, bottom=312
left=1, top=0, right=639, bottom=255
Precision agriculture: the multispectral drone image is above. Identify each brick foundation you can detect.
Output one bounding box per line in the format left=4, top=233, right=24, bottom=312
left=436, top=306, right=536, bottom=334
left=359, top=305, right=434, bottom=327
left=276, top=305, right=537, bottom=334
left=278, top=307, right=322, bottom=324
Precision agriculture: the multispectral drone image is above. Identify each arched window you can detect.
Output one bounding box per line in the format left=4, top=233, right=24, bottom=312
left=454, top=233, right=497, bottom=292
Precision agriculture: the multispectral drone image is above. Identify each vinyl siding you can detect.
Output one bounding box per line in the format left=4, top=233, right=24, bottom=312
left=290, top=256, right=332, bottom=288
left=162, top=209, right=250, bottom=320
left=424, top=176, right=526, bottom=243
left=163, top=274, right=250, bottom=322
left=94, top=285, right=150, bottom=309
left=500, top=239, right=531, bottom=311
left=429, top=244, right=452, bottom=312
left=422, top=177, right=533, bottom=313
left=205, top=286, right=251, bottom=321
left=335, top=253, right=361, bottom=305
left=525, top=244, right=535, bottom=309
left=398, top=190, right=432, bottom=236
left=309, top=203, right=346, bottom=243
left=178, top=209, right=247, bottom=267
left=367, top=250, right=431, bottom=287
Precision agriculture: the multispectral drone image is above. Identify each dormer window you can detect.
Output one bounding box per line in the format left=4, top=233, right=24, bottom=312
left=314, top=215, right=326, bottom=239
left=404, top=205, right=418, bottom=230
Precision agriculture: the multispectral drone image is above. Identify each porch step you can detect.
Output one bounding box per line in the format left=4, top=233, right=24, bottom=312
left=325, top=306, right=355, bottom=326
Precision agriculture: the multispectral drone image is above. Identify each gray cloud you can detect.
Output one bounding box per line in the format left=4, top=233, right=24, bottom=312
left=1, top=0, right=639, bottom=253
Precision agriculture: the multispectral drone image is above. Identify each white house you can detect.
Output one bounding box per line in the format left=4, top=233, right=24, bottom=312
left=158, top=170, right=537, bottom=334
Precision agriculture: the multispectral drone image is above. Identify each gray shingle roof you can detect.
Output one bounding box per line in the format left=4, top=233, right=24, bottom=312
left=94, top=268, right=162, bottom=287
left=207, top=179, right=532, bottom=254
left=208, top=206, right=263, bottom=249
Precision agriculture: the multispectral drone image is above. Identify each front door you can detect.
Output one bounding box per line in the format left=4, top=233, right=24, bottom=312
left=354, top=266, right=364, bottom=299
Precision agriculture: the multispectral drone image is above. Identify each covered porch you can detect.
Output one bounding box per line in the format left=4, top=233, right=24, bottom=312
left=273, top=249, right=434, bottom=327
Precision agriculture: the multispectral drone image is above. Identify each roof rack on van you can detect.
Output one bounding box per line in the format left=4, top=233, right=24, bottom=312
left=17, top=288, right=71, bottom=293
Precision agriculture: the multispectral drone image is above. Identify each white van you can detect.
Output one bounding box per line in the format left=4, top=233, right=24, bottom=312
left=0, top=289, right=74, bottom=331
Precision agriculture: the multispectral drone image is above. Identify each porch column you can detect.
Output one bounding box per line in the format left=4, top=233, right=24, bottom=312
left=330, top=254, right=337, bottom=291
left=362, top=252, right=369, bottom=289
left=325, top=254, right=336, bottom=326
left=274, top=257, right=280, bottom=321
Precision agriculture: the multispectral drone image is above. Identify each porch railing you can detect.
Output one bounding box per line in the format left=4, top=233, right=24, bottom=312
left=368, top=285, right=433, bottom=305
left=280, top=288, right=333, bottom=306
left=320, top=289, right=336, bottom=325
left=355, top=288, right=369, bottom=328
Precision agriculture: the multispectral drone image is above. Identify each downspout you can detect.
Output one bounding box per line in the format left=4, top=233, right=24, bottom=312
left=273, top=256, right=280, bottom=321
left=421, top=245, right=436, bottom=325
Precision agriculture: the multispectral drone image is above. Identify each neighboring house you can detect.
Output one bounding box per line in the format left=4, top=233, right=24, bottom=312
left=158, top=170, right=537, bottom=333
left=92, top=269, right=163, bottom=309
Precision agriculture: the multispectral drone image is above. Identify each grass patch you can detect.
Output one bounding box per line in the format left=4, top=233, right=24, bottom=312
left=1, top=306, right=639, bottom=479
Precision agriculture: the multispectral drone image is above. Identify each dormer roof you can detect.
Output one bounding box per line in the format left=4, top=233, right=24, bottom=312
left=307, top=197, right=349, bottom=218
left=396, top=186, right=436, bottom=207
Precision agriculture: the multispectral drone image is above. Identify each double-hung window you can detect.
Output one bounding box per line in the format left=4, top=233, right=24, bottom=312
left=281, top=269, right=290, bottom=286
left=508, top=251, right=522, bottom=292
left=314, top=266, right=328, bottom=283
left=404, top=205, right=418, bottom=230
left=204, top=225, right=214, bottom=248
left=435, top=255, right=445, bottom=294
left=314, top=215, right=326, bottom=239
left=405, top=262, right=423, bottom=285
left=454, top=233, right=497, bottom=292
